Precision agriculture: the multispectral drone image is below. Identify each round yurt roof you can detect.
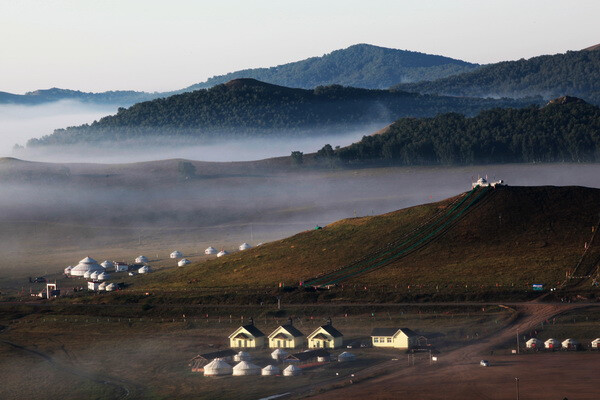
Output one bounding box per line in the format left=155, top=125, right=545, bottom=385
left=64, top=266, right=72, bottom=273
left=592, top=338, right=600, bottom=343
left=106, top=283, right=117, bottom=291
left=98, top=272, right=110, bottom=281
left=70, top=256, right=104, bottom=276
left=545, top=338, right=559, bottom=343
left=135, top=255, right=148, bottom=263
left=562, top=338, right=578, bottom=344
left=239, top=243, right=252, bottom=250
left=205, top=247, right=217, bottom=254
left=98, top=282, right=107, bottom=290
left=261, top=364, right=280, bottom=375
left=178, top=258, right=191, bottom=266
left=101, top=260, right=114, bottom=269
left=138, top=265, right=150, bottom=274
left=283, top=364, right=302, bottom=376
left=232, top=361, right=261, bottom=375
left=338, top=351, right=355, bottom=359
left=271, top=348, right=288, bottom=357
left=204, top=359, right=232, bottom=376
left=90, top=271, right=99, bottom=279
left=217, top=250, right=228, bottom=257
left=170, top=251, right=183, bottom=258
left=83, top=271, right=92, bottom=279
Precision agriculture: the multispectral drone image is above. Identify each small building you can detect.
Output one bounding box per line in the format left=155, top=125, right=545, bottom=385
left=190, top=349, right=237, bottom=372
left=591, top=338, right=600, bottom=349
left=98, top=282, right=107, bottom=291
left=562, top=338, right=579, bottom=350
left=217, top=250, right=229, bottom=258
left=204, top=359, right=233, bottom=376
left=337, top=351, right=356, bottom=362
left=138, top=265, right=151, bottom=274
left=178, top=258, right=191, bottom=267
left=271, top=348, right=288, bottom=361
left=97, top=271, right=110, bottom=281
left=284, top=349, right=330, bottom=365
left=101, top=260, right=114, bottom=269
left=239, top=243, right=252, bottom=251
left=283, top=365, right=302, bottom=376
left=268, top=319, right=305, bottom=349
left=229, top=320, right=266, bottom=348
left=371, top=328, right=418, bottom=349
left=90, top=271, right=100, bottom=280
left=544, top=338, right=560, bottom=349
left=135, top=255, right=148, bottom=263
left=170, top=250, right=183, bottom=259
left=232, top=360, right=261, bottom=376
left=233, top=351, right=252, bottom=362
left=205, top=247, right=218, bottom=255
left=70, top=257, right=104, bottom=277
left=526, top=338, right=543, bottom=349
left=106, top=283, right=117, bottom=291
left=114, top=262, right=129, bottom=272
left=87, top=281, right=99, bottom=291
left=261, top=365, right=280, bottom=376
left=307, top=319, right=343, bottom=349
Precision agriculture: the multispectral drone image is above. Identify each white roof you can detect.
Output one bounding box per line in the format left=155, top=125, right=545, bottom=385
left=283, top=365, right=302, bottom=375
left=239, top=243, right=252, bottom=250
left=562, top=338, right=578, bottom=345
left=217, top=250, right=228, bottom=257
left=338, top=351, right=355, bottom=358
left=106, top=283, right=117, bottom=291
left=98, top=282, right=107, bottom=290
left=261, top=364, right=280, bottom=375
left=204, top=359, right=232, bottom=375
left=271, top=348, right=288, bottom=356
left=98, top=272, right=110, bottom=281
left=545, top=338, right=559, bottom=343
left=70, top=256, right=104, bottom=276
left=135, top=255, right=148, bottom=263
left=178, top=258, right=191, bottom=266
left=526, top=338, right=542, bottom=344
left=592, top=338, right=600, bottom=343
left=205, top=247, right=217, bottom=254
left=138, top=265, right=150, bottom=274
left=90, top=271, right=99, bottom=280
left=101, top=260, right=114, bottom=269
left=232, top=361, right=261, bottom=375
left=170, top=251, right=183, bottom=258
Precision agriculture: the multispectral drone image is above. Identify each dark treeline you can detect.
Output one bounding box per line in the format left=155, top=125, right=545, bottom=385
left=395, top=49, right=600, bottom=106
left=317, top=98, right=600, bottom=165
left=27, top=79, right=531, bottom=147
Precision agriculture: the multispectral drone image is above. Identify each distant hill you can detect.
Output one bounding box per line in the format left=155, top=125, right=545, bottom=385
left=184, top=44, right=479, bottom=90
left=26, top=79, right=533, bottom=147
left=138, top=185, right=600, bottom=301
left=393, top=49, right=600, bottom=105
left=316, top=97, right=600, bottom=165
left=0, top=88, right=162, bottom=106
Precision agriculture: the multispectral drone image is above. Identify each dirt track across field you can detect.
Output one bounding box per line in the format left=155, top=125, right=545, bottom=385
left=304, top=302, right=600, bottom=400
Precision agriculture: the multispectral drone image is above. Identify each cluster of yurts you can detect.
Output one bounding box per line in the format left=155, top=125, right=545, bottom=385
left=204, top=349, right=356, bottom=377
left=526, top=337, right=600, bottom=350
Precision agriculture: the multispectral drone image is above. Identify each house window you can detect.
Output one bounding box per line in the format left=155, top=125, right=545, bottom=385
left=387, top=338, right=392, bottom=343
left=374, top=338, right=379, bottom=343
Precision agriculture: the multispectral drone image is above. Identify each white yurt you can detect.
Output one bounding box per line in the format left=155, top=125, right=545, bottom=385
left=232, top=361, right=261, bottom=376
left=138, top=265, right=151, bottom=274
left=205, top=247, right=218, bottom=255
left=261, top=364, right=280, bottom=376
left=105, top=283, right=117, bottom=291
left=283, top=365, right=302, bottom=376
left=70, top=257, right=104, bottom=277
left=337, top=352, right=356, bottom=362
left=90, top=271, right=99, bottom=280
left=203, top=359, right=233, bottom=376
left=271, top=348, right=288, bottom=361
left=97, top=271, right=110, bottom=281
left=101, top=260, right=114, bottom=269
left=562, top=338, right=579, bottom=350
left=64, top=266, right=73, bottom=275
left=178, top=258, right=191, bottom=267
left=83, top=270, right=92, bottom=279
left=239, top=243, right=252, bottom=251
left=544, top=338, right=560, bottom=349
left=592, top=338, right=600, bottom=349
left=217, top=250, right=228, bottom=258
left=98, top=282, right=107, bottom=291
left=233, top=351, right=252, bottom=362
left=526, top=338, right=543, bottom=349
left=135, top=255, right=148, bottom=263
left=170, top=251, right=183, bottom=259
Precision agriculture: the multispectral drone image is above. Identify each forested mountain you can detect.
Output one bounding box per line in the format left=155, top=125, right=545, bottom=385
left=184, top=44, right=479, bottom=91
left=316, top=97, right=600, bottom=165
left=26, top=79, right=533, bottom=147
left=394, top=48, right=600, bottom=105
left=0, top=88, right=161, bottom=106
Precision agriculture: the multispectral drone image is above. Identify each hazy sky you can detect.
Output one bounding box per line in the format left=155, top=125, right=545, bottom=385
left=2, top=0, right=598, bottom=93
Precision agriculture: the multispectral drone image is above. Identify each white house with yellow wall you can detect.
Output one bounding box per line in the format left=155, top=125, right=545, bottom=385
left=371, top=328, right=417, bottom=349
left=228, top=321, right=266, bottom=348
left=268, top=319, right=305, bottom=349
left=307, top=321, right=343, bottom=349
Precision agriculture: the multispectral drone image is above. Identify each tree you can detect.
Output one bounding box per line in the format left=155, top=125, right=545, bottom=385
left=291, top=151, right=304, bottom=165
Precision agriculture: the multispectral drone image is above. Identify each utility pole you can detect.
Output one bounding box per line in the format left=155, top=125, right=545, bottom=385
left=515, top=377, right=520, bottom=400
left=516, top=328, right=520, bottom=354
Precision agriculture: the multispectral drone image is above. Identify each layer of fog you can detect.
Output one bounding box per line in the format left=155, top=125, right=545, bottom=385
left=0, top=101, right=117, bottom=156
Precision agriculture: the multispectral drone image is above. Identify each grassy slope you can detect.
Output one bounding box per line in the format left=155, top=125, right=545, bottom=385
left=138, top=186, right=600, bottom=293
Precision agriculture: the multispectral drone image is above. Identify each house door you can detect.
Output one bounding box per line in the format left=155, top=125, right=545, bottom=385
left=277, top=340, right=281, bottom=347
left=238, top=340, right=241, bottom=347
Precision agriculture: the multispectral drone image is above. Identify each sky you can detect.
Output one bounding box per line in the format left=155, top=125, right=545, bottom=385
left=1, top=0, right=599, bottom=94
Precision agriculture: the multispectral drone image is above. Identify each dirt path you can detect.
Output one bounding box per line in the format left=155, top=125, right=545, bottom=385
left=301, top=302, right=588, bottom=399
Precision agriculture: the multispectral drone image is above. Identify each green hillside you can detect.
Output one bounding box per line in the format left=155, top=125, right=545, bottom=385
left=316, top=97, right=600, bottom=165
left=394, top=48, right=600, bottom=105
left=27, top=79, right=532, bottom=147
left=132, top=186, right=600, bottom=301
left=185, top=43, right=479, bottom=90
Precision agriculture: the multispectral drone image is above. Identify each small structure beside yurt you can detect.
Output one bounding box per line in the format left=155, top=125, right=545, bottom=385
left=232, top=360, right=261, bottom=376
left=217, top=250, right=228, bottom=258
left=337, top=351, right=356, bottom=362
left=87, top=281, right=100, bottom=291
left=106, top=283, right=117, bottom=291
left=205, top=247, right=218, bottom=255
left=562, top=338, right=579, bottom=350
left=526, top=338, right=543, bottom=349
left=70, top=257, right=104, bottom=277
left=229, top=319, right=266, bottom=348
left=261, top=365, right=280, bottom=376
left=138, top=265, right=151, bottom=274
left=178, top=258, right=191, bottom=267
left=371, top=327, right=418, bottom=349
left=190, top=349, right=237, bottom=372
left=170, top=250, right=183, bottom=259
left=114, top=262, right=129, bottom=272
left=282, top=364, right=302, bottom=376
left=307, top=318, right=343, bottom=349
left=135, top=255, right=148, bottom=264
left=284, top=349, right=330, bottom=365
left=203, top=359, right=233, bottom=377
left=592, top=338, right=600, bottom=349
left=544, top=338, right=560, bottom=350
left=101, top=260, right=114, bottom=270
left=233, top=351, right=252, bottom=362
left=268, top=318, right=305, bottom=349
left=239, top=243, right=252, bottom=251
left=271, top=348, right=288, bottom=361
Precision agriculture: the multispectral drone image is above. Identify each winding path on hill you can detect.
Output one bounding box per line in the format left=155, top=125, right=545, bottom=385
left=297, top=301, right=590, bottom=399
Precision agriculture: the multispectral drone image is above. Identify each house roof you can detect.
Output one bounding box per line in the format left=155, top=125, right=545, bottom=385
left=320, top=324, right=343, bottom=338
left=285, top=349, right=330, bottom=361
left=233, top=332, right=250, bottom=340
left=313, top=333, right=329, bottom=340
left=228, top=324, right=266, bottom=339
left=371, top=328, right=417, bottom=337
left=272, top=324, right=304, bottom=338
